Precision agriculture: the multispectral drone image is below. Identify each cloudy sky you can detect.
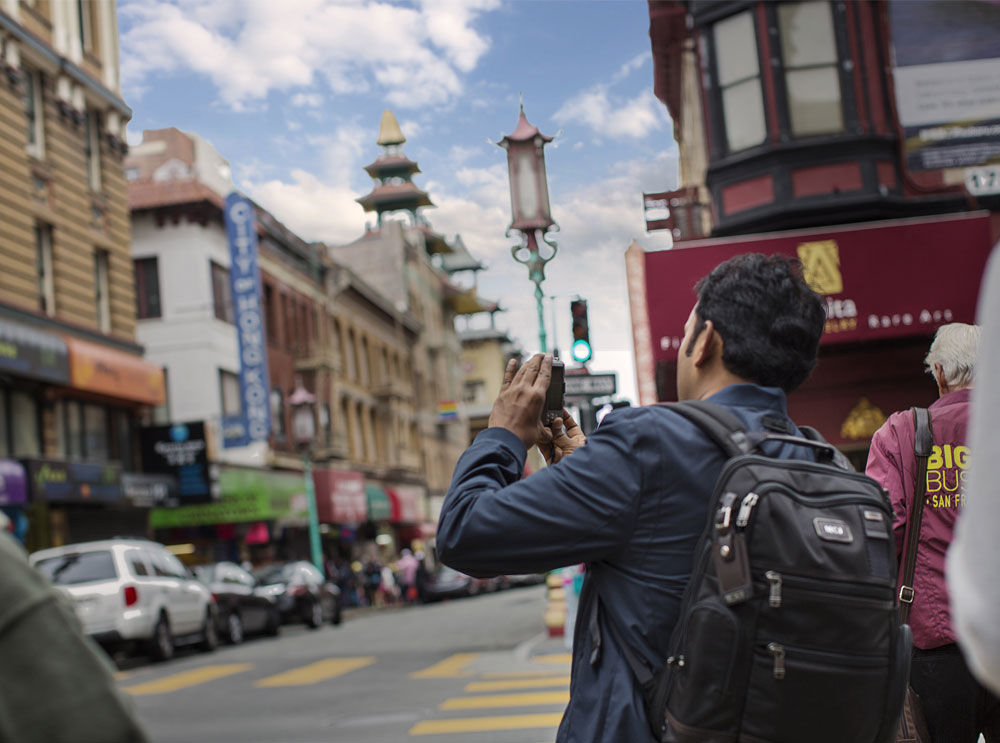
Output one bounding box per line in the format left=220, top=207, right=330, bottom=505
left=118, top=0, right=679, bottom=404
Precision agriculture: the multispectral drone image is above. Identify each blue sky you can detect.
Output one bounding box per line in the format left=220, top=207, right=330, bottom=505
left=118, top=0, right=680, bottom=404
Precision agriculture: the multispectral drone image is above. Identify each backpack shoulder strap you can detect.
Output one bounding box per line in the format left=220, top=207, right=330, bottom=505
left=800, top=426, right=856, bottom=471
left=899, top=407, right=934, bottom=624
left=657, top=400, right=753, bottom=458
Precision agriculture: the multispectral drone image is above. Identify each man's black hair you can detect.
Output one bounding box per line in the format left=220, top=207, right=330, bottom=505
left=686, top=253, right=825, bottom=392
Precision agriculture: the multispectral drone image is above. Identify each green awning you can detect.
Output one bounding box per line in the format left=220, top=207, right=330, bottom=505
left=365, top=484, right=392, bottom=522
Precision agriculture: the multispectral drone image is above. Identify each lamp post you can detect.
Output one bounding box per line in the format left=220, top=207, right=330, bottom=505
left=498, top=104, right=558, bottom=353
left=289, top=377, right=324, bottom=574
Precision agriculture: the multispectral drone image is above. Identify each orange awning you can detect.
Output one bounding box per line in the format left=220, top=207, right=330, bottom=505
left=64, top=337, right=166, bottom=406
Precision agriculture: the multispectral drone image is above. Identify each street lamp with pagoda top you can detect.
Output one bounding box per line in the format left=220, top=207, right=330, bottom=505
left=289, top=376, right=324, bottom=574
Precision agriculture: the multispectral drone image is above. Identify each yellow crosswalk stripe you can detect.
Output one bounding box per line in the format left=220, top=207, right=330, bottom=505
left=409, top=713, right=563, bottom=735
left=440, top=690, right=569, bottom=710
left=465, top=676, right=570, bottom=692
left=410, top=652, right=479, bottom=679
left=480, top=669, right=571, bottom=679
left=254, top=657, right=375, bottom=687
left=112, top=672, right=131, bottom=681
left=123, top=664, right=253, bottom=695
left=532, top=652, right=573, bottom=665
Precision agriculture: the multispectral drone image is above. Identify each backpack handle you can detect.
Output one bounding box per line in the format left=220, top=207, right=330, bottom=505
left=745, top=432, right=847, bottom=467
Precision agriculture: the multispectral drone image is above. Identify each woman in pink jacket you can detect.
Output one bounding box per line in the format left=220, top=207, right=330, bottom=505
left=866, top=323, right=999, bottom=742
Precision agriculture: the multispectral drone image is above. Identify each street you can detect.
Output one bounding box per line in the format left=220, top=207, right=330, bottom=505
left=118, top=585, right=569, bottom=743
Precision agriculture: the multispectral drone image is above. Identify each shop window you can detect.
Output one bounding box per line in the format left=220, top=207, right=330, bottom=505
left=111, top=409, right=133, bottom=467
left=714, top=10, right=767, bottom=153
left=35, top=223, right=55, bottom=316
left=84, top=109, right=102, bottom=192
left=270, top=387, right=285, bottom=441
left=62, top=400, right=83, bottom=458
left=83, top=403, right=109, bottom=461
left=134, top=257, right=161, bottom=319
left=211, top=261, right=234, bottom=324
left=778, top=1, right=844, bottom=137
left=219, top=370, right=241, bottom=417
left=23, top=67, right=45, bottom=159
left=11, top=391, right=41, bottom=457
left=94, top=249, right=111, bottom=333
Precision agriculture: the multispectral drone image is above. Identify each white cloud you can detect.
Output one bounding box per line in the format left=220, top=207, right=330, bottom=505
left=291, top=93, right=323, bottom=108
left=118, top=0, right=500, bottom=111
left=554, top=87, right=666, bottom=140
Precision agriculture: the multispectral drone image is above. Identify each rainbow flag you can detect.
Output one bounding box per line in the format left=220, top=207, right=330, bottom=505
left=438, top=401, right=459, bottom=421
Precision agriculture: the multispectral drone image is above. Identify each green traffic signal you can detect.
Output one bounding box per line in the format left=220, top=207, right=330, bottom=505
left=570, top=299, right=591, bottom=363
left=571, top=339, right=592, bottom=363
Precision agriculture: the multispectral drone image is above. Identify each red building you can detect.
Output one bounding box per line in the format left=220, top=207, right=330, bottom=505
left=632, top=0, right=1000, bottom=464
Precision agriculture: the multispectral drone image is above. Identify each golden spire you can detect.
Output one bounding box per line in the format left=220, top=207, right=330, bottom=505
left=376, top=110, right=406, bottom=147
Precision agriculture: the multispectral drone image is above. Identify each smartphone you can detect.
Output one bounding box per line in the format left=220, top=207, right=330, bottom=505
left=544, top=359, right=565, bottom=425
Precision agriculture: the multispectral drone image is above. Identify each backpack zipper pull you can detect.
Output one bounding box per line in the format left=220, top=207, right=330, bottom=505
left=765, top=570, right=782, bottom=608
left=736, top=492, right=759, bottom=528
left=767, top=642, right=786, bottom=680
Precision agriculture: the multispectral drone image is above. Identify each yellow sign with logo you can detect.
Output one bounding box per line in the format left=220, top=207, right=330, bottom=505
left=797, top=240, right=844, bottom=296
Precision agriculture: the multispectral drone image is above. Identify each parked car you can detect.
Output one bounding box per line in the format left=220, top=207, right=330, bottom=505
left=193, top=562, right=280, bottom=644
left=253, top=561, right=341, bottom=629
left=421, top=566, right=493, bottom=602
left=504, top=573, right=547, bottom=588
left=30, top=538, right=217, bottom=661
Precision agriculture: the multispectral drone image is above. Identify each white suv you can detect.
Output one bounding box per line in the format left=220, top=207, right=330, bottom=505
left=31, top=538, right=217, bottom=661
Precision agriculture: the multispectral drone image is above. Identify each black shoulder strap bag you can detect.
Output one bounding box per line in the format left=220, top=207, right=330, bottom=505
left=896, top=408, right=933, bottom=743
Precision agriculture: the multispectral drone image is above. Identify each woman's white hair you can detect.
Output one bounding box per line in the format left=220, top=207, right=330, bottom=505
left=925, top=323, right=980, bottom=390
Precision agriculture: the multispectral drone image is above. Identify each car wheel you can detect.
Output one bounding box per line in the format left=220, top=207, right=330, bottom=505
left=149, top=614, right=174, bottom=662
left=331, top=600, right=342, bottom=626
left=306, top=600, right=323, bottom=629
left=265, top=607, right=280, bottom=636
left=199, top=611, right=218, bottom=652
left=226, top=612, right=244, bottom=645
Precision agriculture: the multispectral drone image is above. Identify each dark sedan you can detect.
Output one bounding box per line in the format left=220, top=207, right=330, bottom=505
left=193, top=562, right=280, bottom=644
left=253, top=561, right=341, bottom=629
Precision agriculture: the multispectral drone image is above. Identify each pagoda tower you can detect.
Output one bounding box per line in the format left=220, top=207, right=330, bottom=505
left=356, top=110, right=433, bottom=227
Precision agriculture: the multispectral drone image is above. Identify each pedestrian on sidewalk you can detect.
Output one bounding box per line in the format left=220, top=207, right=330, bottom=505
left=397, top=548, right=419, bottom=603
left=867, top=323, right=1000, bottom=742
left=437, top=254, right=829, bottom=742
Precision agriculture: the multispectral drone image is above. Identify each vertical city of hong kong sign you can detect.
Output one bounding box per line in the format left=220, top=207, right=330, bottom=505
left=223, top=193, right=271, bottom=448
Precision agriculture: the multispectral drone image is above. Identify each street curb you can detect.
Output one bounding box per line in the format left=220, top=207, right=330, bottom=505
left=513, top=631, right=551, bottom=663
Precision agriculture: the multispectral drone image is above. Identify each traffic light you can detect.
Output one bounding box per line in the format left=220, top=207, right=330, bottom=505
left=570, top=299, right=592, bottom=363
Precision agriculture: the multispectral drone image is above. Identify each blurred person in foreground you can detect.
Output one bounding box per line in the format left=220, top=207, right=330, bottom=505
left=866, top=323, right=1000, bottom=741
left=437, top=253, right=826, bottom=742
left=949, top=249, right=1000, bottom=698
left=0, top=531, right=148, bottom=742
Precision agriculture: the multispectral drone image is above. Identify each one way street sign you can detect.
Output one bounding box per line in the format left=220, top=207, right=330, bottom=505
left=565, top=372, right=617, bottom=398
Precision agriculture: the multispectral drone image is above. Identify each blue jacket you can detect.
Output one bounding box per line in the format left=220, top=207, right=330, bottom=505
left=437, top=385, right=817, bottom=742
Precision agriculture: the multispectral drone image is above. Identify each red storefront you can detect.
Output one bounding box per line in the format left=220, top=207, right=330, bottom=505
left=629, top=212, right=995, bottom=461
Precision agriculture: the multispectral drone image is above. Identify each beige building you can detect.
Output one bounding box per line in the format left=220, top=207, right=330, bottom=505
left=0, top=0, right=166, bottom=549
left=459, top=327, right=519, bottom=441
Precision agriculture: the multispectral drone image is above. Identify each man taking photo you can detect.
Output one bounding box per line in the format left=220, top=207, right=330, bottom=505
left=437, top=253, right=827, bottom=742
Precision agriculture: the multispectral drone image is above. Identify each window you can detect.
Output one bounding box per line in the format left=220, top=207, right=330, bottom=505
left=94, top=249, right=110, bottom=332
left=128, top=553, right=150, bottom=577
left=11, top=391, right=40, bottom=457
left=125, top=167, right=139, bottom=180
left=134, top=257, right=161, bottom=319
left=83, top=404, right=109, bottom=461
left=63, top=400, right=84, bottom=458
left=83, top=110, right=102, bottom=191
left=210, top=261, right=234, bottom=323
left=77, top=0, right=97, bottom=53
left=219, top=370, right=241, bottom=417
left=35, top=223, right=54, bottom=315
left=463, top=380, right=486, bottom=404
left=714, top=11, right=766, bottom=153
left=778, top=1, right=844, bottom=137
left=111, top=408, right=133, bottom=467
left=23, top=67, right=44, bottom=158
left=270, top=388, right=285, bottom=440
left=319, top=403, right=331, bottom=446
left=35, top=551, right=117, bottom=585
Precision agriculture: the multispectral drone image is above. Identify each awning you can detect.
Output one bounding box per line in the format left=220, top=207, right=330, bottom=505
left=0, top=317, right=69, bottom=384
left=365, top=484, right=392, bottom=522
left=0, top=460, right=28, bottom=506
left=65, top=336, right=166, bottom=405
left=387, top=485, right=424, bottom=524
left=313, top=469, right=367, bottom=524
left=642, top=212, right=995, bottom=365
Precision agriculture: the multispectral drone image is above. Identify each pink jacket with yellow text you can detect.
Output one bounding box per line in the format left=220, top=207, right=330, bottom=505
left=865, top=388, right=971, bottom=650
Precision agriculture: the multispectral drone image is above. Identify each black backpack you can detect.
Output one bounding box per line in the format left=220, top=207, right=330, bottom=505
left=610, top=401, right=911, bottom=743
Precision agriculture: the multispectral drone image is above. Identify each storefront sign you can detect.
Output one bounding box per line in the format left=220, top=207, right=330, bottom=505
left=121, top=473, right=178, bottom=508
left=387, top=485, right=425, bottom=524
left=64, top=337, right=166, bottom=405
left=890, top=0, right=1000, bottom=171
left=313, top=469, right=367, bottom=524
left=25, top=460, right=122, bottom=503
left=365, top=484, right=392, bottom=522
left=0, top=460, right=27, bottom=506
left=139, top=421, right=216, bottom=503
left=642, top=213, right=994, bottom=364
left=223, top=193, right=271, bottom=448
left=150, top=468, right=306, bottom=529
left=0, top=318, right=70, bottom=384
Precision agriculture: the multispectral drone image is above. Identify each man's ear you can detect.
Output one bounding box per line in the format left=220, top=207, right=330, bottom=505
left=692, top=320, right=717, bottom=368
